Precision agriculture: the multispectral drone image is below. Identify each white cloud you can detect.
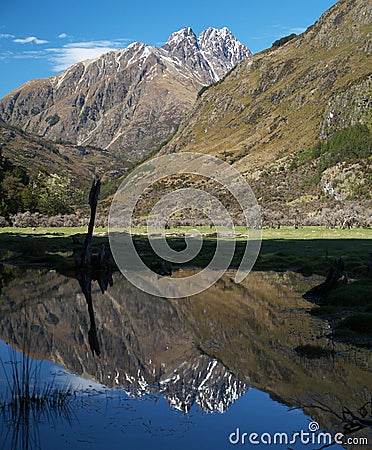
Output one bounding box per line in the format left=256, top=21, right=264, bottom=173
left=58, top=33, right=68, bottom=39
left=271, top=24, right=306, bottom=35
left=0, top=36, right=133, bottom=71
left=13, top=36, right=48, bottom=44
left=0, top=51, right=13, bottom=60
left=0, top=33, right=15, bottom=39
left=13, top=50, right=49, bottom=59
left=49, top=46, right=117, bottom=71
left=47, top=38, right=133, bottom=71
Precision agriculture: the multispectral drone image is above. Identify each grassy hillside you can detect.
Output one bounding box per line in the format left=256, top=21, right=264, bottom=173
left=99, top=124, right=372, bottom=228
left=0, top=119, right=127, bottom=184
left=0, top=119, right=127, bottom=218
left=160, top=0, right=371, bottom=174
left=249, top=124, right=372, bottom=225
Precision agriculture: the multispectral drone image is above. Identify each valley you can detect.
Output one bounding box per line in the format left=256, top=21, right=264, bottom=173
left=0, top=1, right=371, bottom=448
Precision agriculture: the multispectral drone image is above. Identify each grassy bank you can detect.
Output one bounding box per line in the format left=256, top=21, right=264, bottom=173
left=0, top=226, right=371, bottom=275
left=1, top=225, right=370, bottom=238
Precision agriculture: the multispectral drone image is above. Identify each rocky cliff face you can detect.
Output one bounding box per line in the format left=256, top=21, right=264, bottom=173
left=0, top=28, right=251, bottom=161
left=198, top=27, right=252, bottom=79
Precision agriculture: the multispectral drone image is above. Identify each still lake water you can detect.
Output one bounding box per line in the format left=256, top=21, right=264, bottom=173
left=0, top=265, right=370, bottom=449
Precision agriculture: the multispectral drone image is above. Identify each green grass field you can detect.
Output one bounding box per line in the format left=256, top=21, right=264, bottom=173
left=1, top=225, right=370, bottom=239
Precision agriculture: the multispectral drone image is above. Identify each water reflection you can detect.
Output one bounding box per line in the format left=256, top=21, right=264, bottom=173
left=0, top=265, right=370, bottom=448
left=76, top=270, right=103, bottom=357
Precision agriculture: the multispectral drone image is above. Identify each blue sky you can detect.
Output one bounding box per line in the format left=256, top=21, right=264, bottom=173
left=0, top=0, right=337, bottom=98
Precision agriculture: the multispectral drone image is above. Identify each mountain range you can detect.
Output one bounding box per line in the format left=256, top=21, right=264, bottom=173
left=0, top=27, right=251, bottom=162
left=0, top=0, right=370, bottom=223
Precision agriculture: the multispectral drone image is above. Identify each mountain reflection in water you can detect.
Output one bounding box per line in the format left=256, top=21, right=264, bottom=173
left=0, top=266, right=370, bottom=448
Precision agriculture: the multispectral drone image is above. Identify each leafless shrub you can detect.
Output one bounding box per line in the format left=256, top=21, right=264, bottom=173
left=10, top=212, right=85, bottom=228
left=0, top=216, right=9, bottom=227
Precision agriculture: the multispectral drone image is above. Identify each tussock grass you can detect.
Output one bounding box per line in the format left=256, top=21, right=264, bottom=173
left=327, top=280, right=372, bottom=307
left=0, top=326, right=72, bottom=414
left=0, top=325, right=74, bottom=450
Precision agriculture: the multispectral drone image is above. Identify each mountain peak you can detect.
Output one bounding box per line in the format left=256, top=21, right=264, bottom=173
left=199, top=26, right=233, bottom=39
left=198, top=27, right=252, bottom=79
left=175, top=26, right=195, bottom=36
left=163, top=27, right=198, bottom=49
left=159, top=25, right=251, bottom=85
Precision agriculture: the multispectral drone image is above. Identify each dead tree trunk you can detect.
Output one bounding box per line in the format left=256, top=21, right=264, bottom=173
left=80, top=177, right=101, bottom=269
left=323, top=258, right=345, bottom=291
left=303, top=258, right=346, bottom=300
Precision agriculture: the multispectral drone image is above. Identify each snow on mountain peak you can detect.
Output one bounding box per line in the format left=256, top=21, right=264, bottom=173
left=160, top=26, right=251, bottom=82
left=164, top=27, right=198, bottom=48
left=197, top=27, right=252, bottom=79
